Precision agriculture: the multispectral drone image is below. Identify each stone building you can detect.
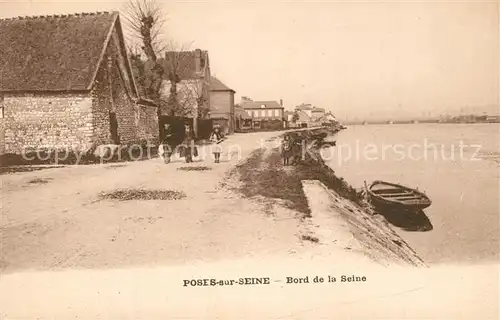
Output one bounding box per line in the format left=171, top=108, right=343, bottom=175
left=0, top=11, right=159, bottom=155
left=209, top=77, right=235, bottom=134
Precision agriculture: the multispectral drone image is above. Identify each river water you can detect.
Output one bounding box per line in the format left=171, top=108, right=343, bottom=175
left=322, top=123, right=500, bottom=265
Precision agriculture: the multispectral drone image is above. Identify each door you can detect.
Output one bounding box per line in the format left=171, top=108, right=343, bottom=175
left=109, top=111, right=120, bottom=144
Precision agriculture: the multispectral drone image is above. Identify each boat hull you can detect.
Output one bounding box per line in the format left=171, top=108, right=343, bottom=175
left=365, top=180, right=432, bottom=212
left=367, top=193, right=431, bottom=211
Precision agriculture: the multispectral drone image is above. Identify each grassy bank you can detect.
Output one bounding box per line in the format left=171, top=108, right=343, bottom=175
left=232, top=127, right=367, bottom=217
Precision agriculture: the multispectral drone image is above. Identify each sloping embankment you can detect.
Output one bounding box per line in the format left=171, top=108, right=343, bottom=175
left=230, top=127, right=426, bottom=267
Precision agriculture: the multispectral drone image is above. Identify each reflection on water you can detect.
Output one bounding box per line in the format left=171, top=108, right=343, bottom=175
left=373, top=208, right=434, bottom=232
left=325, top=124, right=500, bottom=265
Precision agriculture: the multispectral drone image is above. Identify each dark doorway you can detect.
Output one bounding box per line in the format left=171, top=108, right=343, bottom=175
left=110, top=111, right=120, bottom=144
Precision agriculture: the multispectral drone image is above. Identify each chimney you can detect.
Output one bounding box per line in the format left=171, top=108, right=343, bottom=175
left=280, top=99, right=283, bottom=107
left=194, top=49, right=202, bottom=73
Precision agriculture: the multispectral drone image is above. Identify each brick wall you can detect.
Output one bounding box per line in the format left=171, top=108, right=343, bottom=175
left=1, top=92, right=93, bottom=154
left=210, top=91, right=231, bottom=115
left=210, top=90, right=235, bottom=133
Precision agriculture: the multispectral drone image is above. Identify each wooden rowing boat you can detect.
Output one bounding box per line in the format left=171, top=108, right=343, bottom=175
left=364, top=180, right=432, bottom=211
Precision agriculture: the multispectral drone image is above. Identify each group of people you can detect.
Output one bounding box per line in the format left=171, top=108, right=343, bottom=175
left=160, top=123, right=225, bottom=164
left=281, top=133, right=304, bottom=166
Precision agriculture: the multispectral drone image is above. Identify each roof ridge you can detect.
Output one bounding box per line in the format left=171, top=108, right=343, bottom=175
left=0, top=11, right=116, bottom=21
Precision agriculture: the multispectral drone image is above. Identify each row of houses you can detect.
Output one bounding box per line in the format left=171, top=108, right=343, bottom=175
left=0, top=10, right=337, bottom=156
left=285, top=104, right=338, bottom=128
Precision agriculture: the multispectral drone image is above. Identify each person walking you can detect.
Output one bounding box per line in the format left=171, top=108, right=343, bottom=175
left=161, top=124, right=174, bottom=164
left=181, top=123, right=196, bottom=163
left=209, top=125, right=224, bottom=163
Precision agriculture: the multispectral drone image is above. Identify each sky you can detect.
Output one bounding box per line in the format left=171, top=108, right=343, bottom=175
left=1, top=0, right=499, bottom=120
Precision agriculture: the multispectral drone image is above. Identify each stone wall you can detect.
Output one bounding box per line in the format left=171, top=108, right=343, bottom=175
left=90, top=35, right=159, bottom=147
left=137, top=104, right=159, bottom=144
left=1, top=92, right=93, bottom=154
left=0, top=120, right=5, bottom=155
left=91, top=63, right=113, bottom=145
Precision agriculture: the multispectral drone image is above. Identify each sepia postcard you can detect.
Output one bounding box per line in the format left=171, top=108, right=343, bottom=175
left=0, top=0, right=499, bottom=318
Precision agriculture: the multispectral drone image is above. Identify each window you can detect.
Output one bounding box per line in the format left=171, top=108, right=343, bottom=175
left=247, top=110, right=252, bottom=117
left=267, top=110, right=272, bottom=117
left=261, top=110, right=266, bottom=117
left=253, top=110, right=259, bottom=117
left=274, top=109, right=280, bottom=117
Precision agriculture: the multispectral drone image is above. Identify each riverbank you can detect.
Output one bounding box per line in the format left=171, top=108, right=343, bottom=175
left=229, top=126, right=426, bottom=267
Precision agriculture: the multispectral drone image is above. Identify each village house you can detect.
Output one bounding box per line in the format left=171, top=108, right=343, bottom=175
left=294, top=109, right=312, bottom=128
left=317, top=111, right=340, bottom=126
left=311, top=107, right=326, bottom=121
left=292, top=104, right=326, bottom=127
left=209, top=77, right=235, bottom=134
left=241, top=100, right=285, bottom=130
left=160, top=49, right=211, bottom=137
left=234, top=105, right=253, bottom=131
left=0, top=11, right=159, bottom=156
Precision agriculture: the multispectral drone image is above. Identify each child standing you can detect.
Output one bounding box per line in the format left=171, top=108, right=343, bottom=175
left=209, top=125, right=224, bottom=163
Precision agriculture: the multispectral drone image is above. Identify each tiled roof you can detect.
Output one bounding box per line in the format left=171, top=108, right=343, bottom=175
left=0, top=12, right=122, bottom=92
left=235, top=106, right=252, bottom=119
left=210, top=77, right=234, bottom=92
left=162, top=49, right=209, bottom=81
left=241, top=101, right=283, bottom=109
left=295, top=104, right=313, bottom=110
left=296, top=110, right=311, bottom=122
left=312, top=107, right=325, bottom=112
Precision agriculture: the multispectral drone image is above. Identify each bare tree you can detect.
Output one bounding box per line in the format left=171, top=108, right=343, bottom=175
left=123, top=0, right=210, bottom=136
left=123, top=0, right=167, bottom=59
left=122, top=0, right=166, bottom=101
left=174, top=78, right=210, bottom=119
left=161, top=41, right=197, bottom=117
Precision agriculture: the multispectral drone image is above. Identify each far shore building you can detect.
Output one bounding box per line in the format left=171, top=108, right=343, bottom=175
left=209, top=77, right=235, bottom=134
left=241, top=100, right=285, bottom=130
left=0, top=12, right=159, bottom=155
